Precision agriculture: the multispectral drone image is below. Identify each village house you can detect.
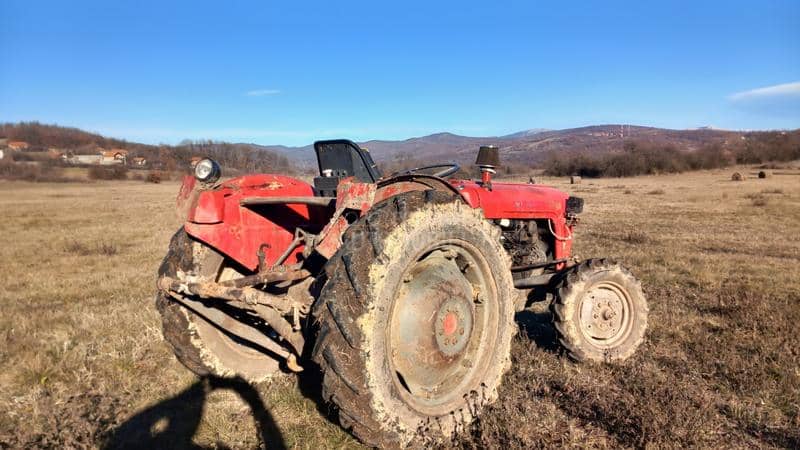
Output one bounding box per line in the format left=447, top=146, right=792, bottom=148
left=7, top=141, right=30, bottom=151
left=101, top=149, right=129, bottom=165
left=131, top=156, right=147, bottom=166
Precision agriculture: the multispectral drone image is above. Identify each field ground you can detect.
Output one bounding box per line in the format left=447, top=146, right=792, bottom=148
left=0, top=167, right=798, bottom=449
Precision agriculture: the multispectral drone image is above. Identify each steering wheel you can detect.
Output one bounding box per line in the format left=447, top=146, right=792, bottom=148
left=390, top=163, right=461, bottom=179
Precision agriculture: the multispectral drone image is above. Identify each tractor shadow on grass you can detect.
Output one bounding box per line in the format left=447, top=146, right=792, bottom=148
left=515, top=308, right=560, bottom=352
left=104, top=375, right=286, bottom=450
left=515, top=295, right=560, bottom=353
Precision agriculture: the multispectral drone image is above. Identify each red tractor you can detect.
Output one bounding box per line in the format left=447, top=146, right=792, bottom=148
left=156, top=141, right=648, bottom=446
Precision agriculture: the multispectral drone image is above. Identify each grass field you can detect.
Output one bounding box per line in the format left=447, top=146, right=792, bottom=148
left=0, top=167, right=798, bottom=449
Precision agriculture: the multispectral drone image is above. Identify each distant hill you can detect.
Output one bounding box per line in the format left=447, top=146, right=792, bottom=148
left=252, top=125, right=754, bottom=171
left=496, top=125, right=743, bottom=164
left=500, top=128, right=550, bottom=139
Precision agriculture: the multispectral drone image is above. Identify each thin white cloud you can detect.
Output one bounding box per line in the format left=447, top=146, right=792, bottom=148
left=729, top=81, right=800, bottom=101
left=246, top=89, right=281, bottom=97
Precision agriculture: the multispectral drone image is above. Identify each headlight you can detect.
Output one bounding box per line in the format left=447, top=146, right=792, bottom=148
left=194, top=158, right=221, bottom=183
left=566, top=196, right=584, bottom=215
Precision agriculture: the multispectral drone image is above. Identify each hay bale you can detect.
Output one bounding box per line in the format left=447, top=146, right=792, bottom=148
left=731, top=172, right=745, bottom=181
left=570, top=176, right=582, bottom=184
left=758, top=171, right=768, bottom=179
left=146, top=171, right=162, bottom=184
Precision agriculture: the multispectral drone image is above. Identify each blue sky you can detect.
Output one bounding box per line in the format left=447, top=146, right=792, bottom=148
left=1, top=1, right=798, bottom=146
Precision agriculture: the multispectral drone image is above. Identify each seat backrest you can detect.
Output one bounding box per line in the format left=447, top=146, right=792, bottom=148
left=314, top=139, right=382, bottom=183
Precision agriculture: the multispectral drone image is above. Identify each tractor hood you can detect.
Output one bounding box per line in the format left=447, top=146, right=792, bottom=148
left=451, top=180, right=570, bottom=220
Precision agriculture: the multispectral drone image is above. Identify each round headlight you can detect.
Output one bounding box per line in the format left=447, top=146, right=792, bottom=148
left=194, top=158, right=221, bottom=183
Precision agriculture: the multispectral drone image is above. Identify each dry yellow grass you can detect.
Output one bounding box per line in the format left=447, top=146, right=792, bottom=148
left=461, top=168, right=800, bottom=448
left=0, top=167, right=798, bottom=448
left=0, top=180, right=356, bottom=449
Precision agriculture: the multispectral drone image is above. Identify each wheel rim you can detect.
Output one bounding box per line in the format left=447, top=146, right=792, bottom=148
left=387, top=240, right=498, bottom=412
left=193, top=266, right=282, bottom=379
left=577, top=280, right=634, bottom=348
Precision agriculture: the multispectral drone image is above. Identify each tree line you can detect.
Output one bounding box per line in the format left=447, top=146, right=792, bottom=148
left=543, top=130, right=800, bottom=178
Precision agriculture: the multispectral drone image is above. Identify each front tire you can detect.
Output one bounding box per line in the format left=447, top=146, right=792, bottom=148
left=551, top=259, right=648, bottom=362
left=156, top=229, right=282, bottom=382
left=311, top=191, right=517, bottom=447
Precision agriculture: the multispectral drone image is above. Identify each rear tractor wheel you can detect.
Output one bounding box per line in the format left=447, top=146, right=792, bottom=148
left=311, top=191, right=517, bottom=447
left=551, top=259, right=648, bottom=362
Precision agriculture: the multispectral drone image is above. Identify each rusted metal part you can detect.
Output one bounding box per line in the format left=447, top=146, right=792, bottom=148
left=510, top=258, right=568, bottom=272
left=158, top=276, right=296, bottom=314
left=240, top=196, right=336, bottom=207
left=314, top=214, right=349, bottom=259
left=218, top=266, right=311, bottom=289
left=160, top=277, right=306, bottom=360
left=335, top=178, right=376, bottom=211
left=273, top=229, right=311, bottom=268
left=250, top=303, right=305, bottom=356
left=313, top=178, right=378, bottom=258
left=169, top=292, right=291, bottom=360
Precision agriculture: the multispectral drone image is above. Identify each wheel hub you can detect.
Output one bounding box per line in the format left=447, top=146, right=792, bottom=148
left=434, top=298, right=473, bottom=356
left=579, top=283, right=631, bottom=345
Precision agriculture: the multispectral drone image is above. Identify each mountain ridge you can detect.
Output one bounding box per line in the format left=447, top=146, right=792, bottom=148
left=4, top=121, right=795, bottom=173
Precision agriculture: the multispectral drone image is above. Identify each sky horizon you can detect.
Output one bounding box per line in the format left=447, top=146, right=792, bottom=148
left=1, top=1, right=798, bottom=147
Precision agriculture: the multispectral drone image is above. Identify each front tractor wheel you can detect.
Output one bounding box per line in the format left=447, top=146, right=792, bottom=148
left=551, top=259, right=648, bottom=362
left=312, top=191, right=516, bottom=447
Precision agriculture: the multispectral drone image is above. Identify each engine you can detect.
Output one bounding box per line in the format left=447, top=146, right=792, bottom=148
left=499, top=219, right=553, bottom=280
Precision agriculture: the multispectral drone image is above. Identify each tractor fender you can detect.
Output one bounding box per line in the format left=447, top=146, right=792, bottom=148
left=374, top=174, right=464, bottom=204
left=182, top=174, right=326, bottom=271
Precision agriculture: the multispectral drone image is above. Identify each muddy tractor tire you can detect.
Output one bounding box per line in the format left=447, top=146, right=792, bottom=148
left=311, top=191, right=517, bottom=447
left=551, top=259, right=648, bottom=362
left=156, top=229, right=282, bottom=382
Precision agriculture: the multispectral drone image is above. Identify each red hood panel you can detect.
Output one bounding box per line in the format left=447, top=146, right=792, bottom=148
left=451, top=180, right=569, bottom=220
